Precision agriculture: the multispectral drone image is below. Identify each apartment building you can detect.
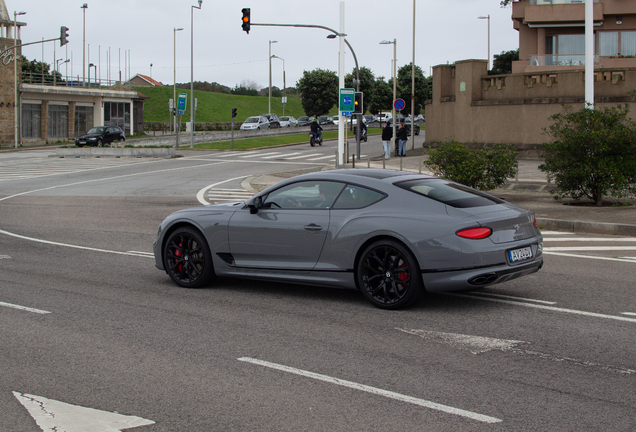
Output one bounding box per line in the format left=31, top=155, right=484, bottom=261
left=425, top=0, right=636, bottom=149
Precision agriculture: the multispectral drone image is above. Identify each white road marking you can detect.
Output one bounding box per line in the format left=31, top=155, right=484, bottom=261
left=0, top=229, right=155, bottom=258
left=469, top=292, right=557, bottom=305
left=543, top=238, right=636, bottom=242
left=0, top=301, right=50, bottom=314
left=618, top=257, right=636, bottom=261
left=540, top=231, right=574, bottom=235
left=238, top=357, right=502, bottom=424
left=543, top=251, right=636, bottom=263
left=285, top=153, right=322, bottom=160
left=305, top=155, right=336, bottom=161
left=447, top=293, right=636, bottom=323
left=238, top=151, right=282, bottom=158
left=398, top=329, right=636, bottom=375
left=196, top=175, right=250, bottom=206
left=622, top=312, right=636, bottom=316
left=127, top=251, right=154, bottom=256
left=0, top=255, right=11, bottom=259
left=13, top=392, right=155, bottom=431
left=545, top=246, right=636, bottom=251
left=262, top=152, right=304, bottom=159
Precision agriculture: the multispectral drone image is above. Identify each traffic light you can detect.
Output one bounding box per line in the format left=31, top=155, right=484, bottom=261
left=60, top=26, right=69, bottom=47
left=241, top=8, right=250, bottom=34
left=353, top=92, right=363, bottom=114
left=231, top=108, right=237, bottom=118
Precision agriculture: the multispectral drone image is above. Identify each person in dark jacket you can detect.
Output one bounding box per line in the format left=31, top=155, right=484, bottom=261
left=396, top=122, right=408, bottom=157
left=310, top=119, right=323, bottom=142
left=381, top=123, right=393, bottom=159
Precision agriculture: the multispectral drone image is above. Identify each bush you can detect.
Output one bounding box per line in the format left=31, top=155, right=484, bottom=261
left=424, top=139, right=518, bottom=191
left=540, top=104, right=636, bottom=206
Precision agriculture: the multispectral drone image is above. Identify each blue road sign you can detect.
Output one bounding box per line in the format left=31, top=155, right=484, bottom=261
left=394, top=98, right=406, bottom=111
left=177, top=93, right=187, bottom=115
left=342, top=111, right=352, bottom=117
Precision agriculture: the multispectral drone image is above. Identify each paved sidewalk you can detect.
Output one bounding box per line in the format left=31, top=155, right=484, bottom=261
left=248, top=153, right=636, bottom=236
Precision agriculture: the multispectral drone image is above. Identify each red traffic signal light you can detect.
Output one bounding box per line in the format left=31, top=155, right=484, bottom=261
left=241, top=8, right=250, bottom=34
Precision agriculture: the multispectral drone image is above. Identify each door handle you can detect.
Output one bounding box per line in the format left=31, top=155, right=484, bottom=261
left=304, top=224, right=323, bottom=232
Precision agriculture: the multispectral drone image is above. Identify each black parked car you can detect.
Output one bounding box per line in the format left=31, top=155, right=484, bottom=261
left=76, top=126, right=125, bottom=147
left=317, top=116, right=334, bottom=125
left=297, top=116, right=315, bottom=127
left=260, top=113, right=281, bottom=128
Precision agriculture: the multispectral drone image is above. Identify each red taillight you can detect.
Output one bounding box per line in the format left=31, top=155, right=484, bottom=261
left=531, top=215, right=538, bottom=228
left=456, top=227, right=492, bottom=239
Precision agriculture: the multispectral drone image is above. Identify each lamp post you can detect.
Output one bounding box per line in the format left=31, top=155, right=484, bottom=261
left=271, top=55, right=285, bottom=115
left=14, top=10, right=26, bottom=149
left=81, top=3, right=88, bottom=86
left=190, top=0, right=202, bottom=149
left=174, top=27, right=183, bottom=136
left=268, top=40, right=278, bottom=115
left=56, top=58, right=69, bottom=86
left=478, top=14, right=490, bottom=70
left=380, top=39, right=397, bottom=153
left=88, top=62, right=96, bottom=86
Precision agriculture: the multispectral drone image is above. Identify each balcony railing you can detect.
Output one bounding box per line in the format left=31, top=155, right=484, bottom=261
left=528, top=54, right=599, bottom=66
left=529, top=0, right=598, bottom=4
left=20, top=73, right=132, bottom=90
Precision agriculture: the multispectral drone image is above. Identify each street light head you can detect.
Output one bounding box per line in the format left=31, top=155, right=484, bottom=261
left=175, top=27, right=184, bottom=31
left=327, top=34, right=337, bottom=39
left=198, top=0, right=202, bottom=7
left=81, top=3, right=88, bottom=9
left=270, top=40, right=278, bottom=44
left=478, top=16, right=488, bottom=19
left=16, top=11, right=27, bottom=16
left=89, top=63, right=94, bottom=67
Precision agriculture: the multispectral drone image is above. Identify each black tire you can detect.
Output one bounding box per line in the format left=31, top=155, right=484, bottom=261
left=163, top=227, right=215, bottom=288
left=356, top=240, right=423, bottom=310
left=310, top=137, right=315, bottom=147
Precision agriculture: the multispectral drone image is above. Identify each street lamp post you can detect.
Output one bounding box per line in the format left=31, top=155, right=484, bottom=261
left=268, top=40, right=278, bottom=115
left=380, top=39, right=397, bottom=155
left=478, top=14, right=491, bottom=70
left=271, top=55, right=285, bottom=115
left=81, top=3, right=88, bottom=86
left=174, top=27, right=183, bottom=137
left=56, top=58, right=69, bottom=86
left=88, top=63, right=96, bottom=86
left=190, top=0, right=202, bottom=149
left=14, top=10, right=26, bottom=149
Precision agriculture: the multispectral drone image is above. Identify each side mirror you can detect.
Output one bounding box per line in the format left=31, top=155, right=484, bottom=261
left=248, top=196, right=262, bottom=214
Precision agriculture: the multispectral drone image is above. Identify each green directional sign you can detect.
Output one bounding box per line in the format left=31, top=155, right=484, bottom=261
left=339, top=88, right=355, bottom=112
left=177, top=93, right=187, bottom=115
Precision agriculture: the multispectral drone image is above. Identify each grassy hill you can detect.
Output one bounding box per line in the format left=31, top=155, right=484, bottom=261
left=136, top=86, right=313, bottom=123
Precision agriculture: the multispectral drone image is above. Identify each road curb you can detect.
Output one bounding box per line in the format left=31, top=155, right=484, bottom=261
left=537, top=218, right=636, bottom=236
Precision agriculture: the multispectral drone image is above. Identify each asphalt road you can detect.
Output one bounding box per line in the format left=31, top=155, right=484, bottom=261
left=1, top=148, right=635, bottom=431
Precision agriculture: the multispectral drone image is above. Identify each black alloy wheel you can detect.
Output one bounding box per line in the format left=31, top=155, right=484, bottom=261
left=164, top=227, right=215, bottom=288
left=357, top=240, right=423, bottom=309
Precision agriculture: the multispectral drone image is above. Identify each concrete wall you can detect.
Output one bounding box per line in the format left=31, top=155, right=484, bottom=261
left=426, top=59, right=636, bottom=154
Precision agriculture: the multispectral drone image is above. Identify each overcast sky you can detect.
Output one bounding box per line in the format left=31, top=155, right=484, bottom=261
left=17, top=0, right=519, bottom=89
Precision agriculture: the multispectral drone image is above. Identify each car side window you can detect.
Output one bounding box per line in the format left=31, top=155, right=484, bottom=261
left=332, top=184, right=386, bottom=209
left=262, top=181, right=345, bottom=210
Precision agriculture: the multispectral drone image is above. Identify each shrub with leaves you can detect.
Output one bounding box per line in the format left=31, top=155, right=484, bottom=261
left=540, top=104, right=636, bottom=206
left=424, top=139, right=518, bottom=191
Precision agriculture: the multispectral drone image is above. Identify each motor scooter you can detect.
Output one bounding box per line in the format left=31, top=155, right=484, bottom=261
left=309, top=132, right=323, bottom=147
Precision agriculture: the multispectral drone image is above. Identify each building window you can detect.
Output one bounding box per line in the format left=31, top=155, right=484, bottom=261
left=620, top=31, right=636, bottom=56
left=48, top=105, right=69, bottom=139
left=598, top=31, right=636, bottom=57
left=545, top=34, right=585, bottom=65
left=103, top=102, right=130, bottom=135
left=75, top=106, right=94, bottom=137
left=22, top=104, right=42, bottom=138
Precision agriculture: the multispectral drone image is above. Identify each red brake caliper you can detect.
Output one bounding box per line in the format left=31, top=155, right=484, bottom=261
left=399, top=262, right=408, bottom=281
left=175, top=242, right=183, bottom=271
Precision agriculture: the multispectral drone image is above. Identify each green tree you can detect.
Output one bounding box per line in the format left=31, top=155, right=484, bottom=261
left=540, top=104, right=636, bottom=206
left=425, top=138, right=518, bottom=191
left=296, top=68, right=338, bottom=117
left=345, top=66, right=376, bottom=114
left=20, top=55, right=59, bottom=84
left=231, top=85, right=259, bottom=96
left=489, top=49, right=519, bottom=75
left=369, top=78, right=393, bottom=115
left=396, top=63, right=429, bottom=116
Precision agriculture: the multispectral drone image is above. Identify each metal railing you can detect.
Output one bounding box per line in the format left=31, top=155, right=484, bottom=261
left=20, top=73, right=132, bottom=90
left=528, top=54, right=599, bottom=66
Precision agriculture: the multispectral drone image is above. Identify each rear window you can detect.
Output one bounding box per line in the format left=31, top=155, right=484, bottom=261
left=395, top=179, right=504, bottom=208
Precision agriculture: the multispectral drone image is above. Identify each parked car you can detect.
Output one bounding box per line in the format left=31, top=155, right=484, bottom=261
left=153, top=169, right=543, bottom=310
left=296, top=116, right=314, bottom=127
left=260, top=113, right=281, bottom=128
left=376, top=112, right=392, bottom=123
left=363, top=115, right=376, bottom=124
left=317, top=116, right=334, bottom=125
left=76, top=126, right=125, bottom=147
left=240, top=116, right=270, bottom=130
left=387, top=116, right=420, bottom=136
left=279, top=116, right=298, bottom=127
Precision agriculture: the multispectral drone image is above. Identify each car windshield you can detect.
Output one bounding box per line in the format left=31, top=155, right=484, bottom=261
left=244, top=117, right=260, bottom=123
left=279, top=117, right=289, bottom=121
left=298, top=117, right=308, bottom=121
left=395, top=178, right=504, bottom=208
left=87, top=127, right=106, bottom=134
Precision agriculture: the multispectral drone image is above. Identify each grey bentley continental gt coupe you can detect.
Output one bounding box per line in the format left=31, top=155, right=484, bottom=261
left=153, top=169, right=543, bottom=309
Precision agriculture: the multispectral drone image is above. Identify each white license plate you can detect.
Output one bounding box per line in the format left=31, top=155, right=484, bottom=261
left=79, top=141, right=86, bottom=145
left=509, top=246, right=533, bottom=262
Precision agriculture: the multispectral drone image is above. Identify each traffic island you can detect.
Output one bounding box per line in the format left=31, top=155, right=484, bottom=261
left=54, top=147, right=178, bottom=158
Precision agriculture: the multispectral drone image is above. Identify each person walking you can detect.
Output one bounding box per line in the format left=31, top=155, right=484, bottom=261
left=396, top=122, right=408, bottom=157
left=381, top=122, right=393, bottom=159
